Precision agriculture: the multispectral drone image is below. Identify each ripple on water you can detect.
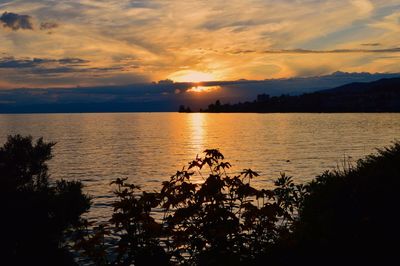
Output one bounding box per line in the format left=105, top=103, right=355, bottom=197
left=1, top=113, right=399, bottom=221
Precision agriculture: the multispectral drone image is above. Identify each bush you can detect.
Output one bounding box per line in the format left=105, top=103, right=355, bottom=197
left=289, top=142, right=400, bottom=265
left=76, top=149, right=306, bottom=265
left=0, top=135, right=91, bottom=265
left=77, top=142, right=400, bottom=265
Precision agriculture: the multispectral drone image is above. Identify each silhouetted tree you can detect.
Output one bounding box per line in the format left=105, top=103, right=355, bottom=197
left=179, top=105, right=192, bottom=113
left=0, top=135, right=91, bottom=265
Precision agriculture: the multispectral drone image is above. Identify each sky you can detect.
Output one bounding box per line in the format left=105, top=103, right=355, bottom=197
left=0, top=0, right=400, bottom=89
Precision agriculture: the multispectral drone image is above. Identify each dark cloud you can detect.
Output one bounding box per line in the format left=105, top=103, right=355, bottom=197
left=294, top=65, right=333, bottom=77
left=361, top=43, right=381, bottom=47
left=28, top=67, right=80, bottom=75
left=126, top=1, right=160, bottom=9
left=26, top=66, right=123, bottom=75
left=0, top=57, right=90, bottom=69
left=58, top=58, right=89, bottom=65
left=0, top=57, right=51, bottom=68
left=0, top=56, right=134, bottom=79
left=40, top=21, right=58, bottom=31
left=228, top=49, right=256, bottom=55
left=0, top=12, right=33, bottom=30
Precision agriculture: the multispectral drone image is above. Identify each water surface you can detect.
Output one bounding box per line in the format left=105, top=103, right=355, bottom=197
left=1, top=113, right=399, bottom=220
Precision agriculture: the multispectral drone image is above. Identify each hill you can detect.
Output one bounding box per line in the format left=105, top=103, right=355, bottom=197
left=203, top=77, right=400, bottom=113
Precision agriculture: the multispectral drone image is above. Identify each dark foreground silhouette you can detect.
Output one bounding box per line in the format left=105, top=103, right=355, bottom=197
left=202, top=77, right=400, bottom=113
left=2, top=135, right=400, bottom=265
left=262, top=142, right=400, bottom=265
left=0, top=135, right=90, bottom=265
left=76, top=143, right=400, bottom=265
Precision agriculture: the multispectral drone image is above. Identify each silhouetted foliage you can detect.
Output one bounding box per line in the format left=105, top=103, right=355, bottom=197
left=8, top=134, right=398, bottom=265
left=76, top=149, right=306, bottom=265
left=76, top=141, right=400, bottom=265
left=285, top=141, right=400, bottom=265
left=0, top=135, right=91, bottom=265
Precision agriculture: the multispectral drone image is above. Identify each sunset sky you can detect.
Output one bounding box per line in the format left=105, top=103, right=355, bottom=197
left=0, top=0, right=399, bottom=89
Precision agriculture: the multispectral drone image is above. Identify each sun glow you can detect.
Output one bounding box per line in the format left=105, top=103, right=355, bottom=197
left=169, top=70, right=215, bottom=83
left=187, top=86, right=221, bottom=93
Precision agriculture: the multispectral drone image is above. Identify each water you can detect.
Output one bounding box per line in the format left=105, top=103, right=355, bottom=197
left=1, top=113, right=399, bottom=221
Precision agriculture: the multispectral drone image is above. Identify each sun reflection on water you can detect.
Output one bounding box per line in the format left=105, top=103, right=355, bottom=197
left=187, top=113, right=207, bottom=184
left=188, top=113, right=205, bottom=151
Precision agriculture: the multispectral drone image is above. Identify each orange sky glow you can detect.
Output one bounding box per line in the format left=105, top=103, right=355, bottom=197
left=0, top=0, right=399, bottom=88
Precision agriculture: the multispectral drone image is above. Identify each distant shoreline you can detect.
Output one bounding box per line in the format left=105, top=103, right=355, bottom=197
left=1, top=111, right=400, bottom=115
left=191, top=77, right=400, bottom=113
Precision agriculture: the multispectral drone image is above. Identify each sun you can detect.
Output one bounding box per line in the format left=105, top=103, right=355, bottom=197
left=168, top=70, right=215, bottom=83
left=187, top=85, right=221, bottom=93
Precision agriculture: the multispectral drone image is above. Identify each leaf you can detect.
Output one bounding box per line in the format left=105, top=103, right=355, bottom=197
left=241, top=169, right=259, bottom=179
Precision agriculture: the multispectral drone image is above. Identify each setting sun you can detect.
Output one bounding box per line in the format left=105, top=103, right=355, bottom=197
left=187, top=86, right=221, bottom=93
left=169, top=70, right=215, bottom=83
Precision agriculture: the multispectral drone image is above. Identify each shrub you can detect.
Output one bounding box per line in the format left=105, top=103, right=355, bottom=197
left=0, top=135, right=91, bottom=265
left=289, top=142, right=400, bottom=265
left=77, top=142, right=400, bottom=265
left=76, top=149, right=306, bottom=265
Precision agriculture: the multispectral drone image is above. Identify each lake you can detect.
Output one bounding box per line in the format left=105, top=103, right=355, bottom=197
left=1, top=113, right=399, bottom=221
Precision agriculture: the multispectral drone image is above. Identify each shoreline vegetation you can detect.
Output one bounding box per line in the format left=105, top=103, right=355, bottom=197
left=2, top=135, right=400, bottom=265
left=179, top=77, right=400, bottom=113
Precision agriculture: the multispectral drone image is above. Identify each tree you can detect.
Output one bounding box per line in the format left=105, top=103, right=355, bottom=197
left=0, top=135, right=91, bottom=265
left=179, top=105, right=192, bottom=113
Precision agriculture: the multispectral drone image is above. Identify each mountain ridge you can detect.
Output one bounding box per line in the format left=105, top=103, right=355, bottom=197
left=202, top=77, right=400, bottom=113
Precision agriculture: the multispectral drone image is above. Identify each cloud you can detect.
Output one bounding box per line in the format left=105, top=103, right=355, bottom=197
left=0, top=56, right=148, bottom=88
left=57, top=58, right=89, bottom=65
left=0, top=11, right=33, bottom=30
left=0, top=57, right=38, bottom=68
left=261, top=48, right=400, bottom=54
left=351, top=0, right=374, bottom=15
left=226, top=47, right=400, bottom=55
left=40, top=21, right=58, bottom=31
left=200, top=19, right=262, bottom=31
left=361, top=43, right=381, bottom=46
left=0, top=0, right=399, bottom=88
left=0, top=57, right=89, bottom=68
